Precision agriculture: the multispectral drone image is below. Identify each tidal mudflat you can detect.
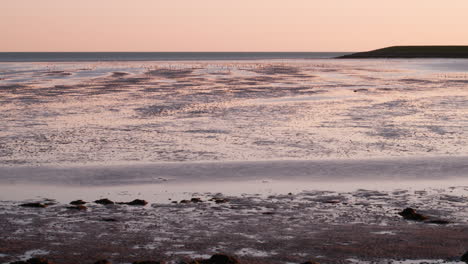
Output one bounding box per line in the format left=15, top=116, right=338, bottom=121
left=0, top=59, right=467, bottom=264
left=1, top=59, right=468, bottom=164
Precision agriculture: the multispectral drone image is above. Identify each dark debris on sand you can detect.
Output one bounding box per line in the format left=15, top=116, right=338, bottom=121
left=93, top=260, right=112, bottom=264
left=132, top=261, right=164, bottom=264
left=11, top=255, right=242, bottom=264
left=66, top=205, right=87, bottom=211
left=70, top=200, right=87, bottom=205
left=398, top=207, right=451, bottom=224
left=10, top=258, right=54, bottom=264
left=118, top=199, right=148, bottom=206
left=2, top=190, right=467, bottom=264
left=19, top=203, right=48, bottom=208
left=461, top=251, right=468, bottom=263
left=94, top=198, right=115, bottom=205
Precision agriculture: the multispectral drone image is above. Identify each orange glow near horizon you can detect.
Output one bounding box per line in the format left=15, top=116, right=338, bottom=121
left=1, top=0, right=468, bottom=52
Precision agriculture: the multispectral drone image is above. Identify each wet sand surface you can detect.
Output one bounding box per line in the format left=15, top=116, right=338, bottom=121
left=1, top=59, right=467, bottom=264
left=1, top=185, right=467, bottom=264
left=0, top=60, right=468, bottom=165
left=0, top=157, right=467, bottom=264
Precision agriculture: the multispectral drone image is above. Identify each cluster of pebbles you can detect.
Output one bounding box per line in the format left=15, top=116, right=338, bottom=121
left=7, top=252, right=468, bottom=264
left=9, top=253, right=246, bottom=264
left=19, top=197, right=228, bottom=210
left=20, top=200, right=450, bottom=225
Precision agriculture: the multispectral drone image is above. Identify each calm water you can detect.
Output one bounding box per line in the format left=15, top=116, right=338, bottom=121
left=0, top=52, right=351, bottom=62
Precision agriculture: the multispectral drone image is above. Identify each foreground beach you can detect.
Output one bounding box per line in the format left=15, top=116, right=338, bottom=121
left=1, top=157, right=467, bottom=264
left=0, top=58, right=467, bottom=263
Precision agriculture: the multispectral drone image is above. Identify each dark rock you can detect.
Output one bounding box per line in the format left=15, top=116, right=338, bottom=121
left=66, top=205, right=87, bottom=211
left=132, top=261, right=164, bottom=264
left=128, top=199, right=148, bottom=206
left=94, top=260, right=112, bottom=264
left=19, top=203, right=48, bottom=208
left=191, top=198, right=202, bottom=203
left=95, top=198, right=115, bottom=205
left=101, top=218, right=118, bottom=222
left=426, top=219, right=450, bottom=225
left=26, top=258, right=54, bottom=264
left=70, top=199, right=87, bottom=205
left=262, top=212, right=275, bottom=215
left=398, top=208, right=428, bottom=221
left=301, top=261, right=320, bottom=264
left=178, top=255, right=238, bottom=264
left=214, top=199, right=228, bottom=204
left=353, top=89, right=368, bottom=93
left=179, top=261, right=200, bottom=264
left=204, top=254, right=239, bottom=264
left=461, top=251, right=468, bottom=263
left=180, top=200, right=190, bottom=204
left=10, top=261, right=28, bottom=264
left=398, top=208, right=451, bottom=224
left=323, top=200, right=340, bottom=204
left=120, top=199, right=148, bottom=206
left=171, top=201, right=178, bottom=204
left=112, top=72, right=129, bottom=77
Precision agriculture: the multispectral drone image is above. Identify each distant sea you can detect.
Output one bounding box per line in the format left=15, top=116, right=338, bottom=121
left=0, top=52, right=351, bottom=62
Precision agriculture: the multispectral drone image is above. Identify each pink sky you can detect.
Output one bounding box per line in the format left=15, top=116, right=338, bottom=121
left=1, top=0, right=468, bottom=52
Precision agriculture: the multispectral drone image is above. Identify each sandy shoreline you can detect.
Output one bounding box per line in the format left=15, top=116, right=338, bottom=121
left=1, top=185, right=467, bottom=264
left=0, top=156, right=467, bottom=202
left=1, top=155, right=467, bottom=183
left=1, top=157, right=467, bottom=264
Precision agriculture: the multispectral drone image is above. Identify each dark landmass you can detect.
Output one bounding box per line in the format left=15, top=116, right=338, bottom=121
left=338, top=46, right=468, bottom=59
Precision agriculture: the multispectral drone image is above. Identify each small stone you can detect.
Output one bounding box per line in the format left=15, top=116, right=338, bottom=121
left=70, top=199, right=87, bottom=205
left=180, top=200, right=190, bottom=204
left=426, top=219, right=450, bottom=225
left=398, top=208, right=451, bottom=224
left=95, top=198, right=115, bottom=205
left=101, top=218, right=118, bottom=222
left=19, top=203, right=48, bottom=208
left=323, top=200, right=340, bottom=204
left=179, top=261, right=200, bottom=264
left=126, top=199, right=148, bottom=206
left=66, top=205, right=87, bottom=211
left=132, top=261, right=164, bottom=264
left=460, top=251, right=468, bottom=263
left=94, top=260, right=111, bottom=264
left=205, top=254, right=239, bottom=264
left=191, top=198, right=202, bottom=203
left=26, top=258, right=54, bottom=264
left=398, top=208, right=428, bottom=221
left=214, top=199, right=228, bottom=204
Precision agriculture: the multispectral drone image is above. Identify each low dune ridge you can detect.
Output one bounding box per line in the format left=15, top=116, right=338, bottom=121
left=339, top=46, right=468, bottom=58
